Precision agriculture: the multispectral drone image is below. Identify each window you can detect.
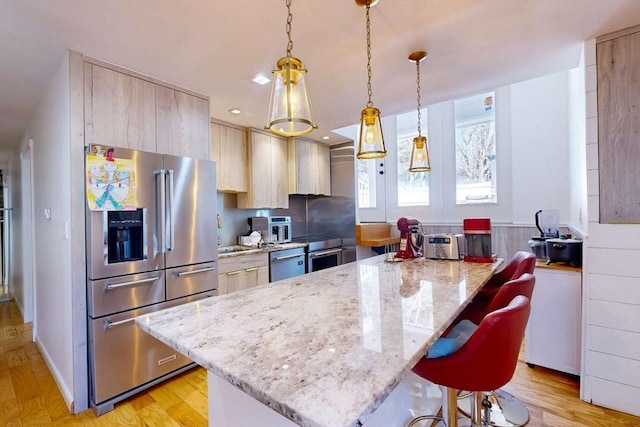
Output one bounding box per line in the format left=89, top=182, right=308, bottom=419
left=454, top=92, right=497, bottom=204
left=396, top=108, right=429, bottom=206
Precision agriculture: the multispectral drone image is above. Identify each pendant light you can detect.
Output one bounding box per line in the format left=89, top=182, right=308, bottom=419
left=355, top=0, right=386, bottom=160
left=408, top=51, right=431, bottom=172
left=266, top=0, right=317, bottom=137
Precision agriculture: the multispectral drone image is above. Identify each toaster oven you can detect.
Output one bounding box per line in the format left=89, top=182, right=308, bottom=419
left=424, top=234, right=464, bottom=260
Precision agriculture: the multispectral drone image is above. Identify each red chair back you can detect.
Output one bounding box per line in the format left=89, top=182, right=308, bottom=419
left=413, top=296, right=531, bottom=392
left=485, top=273, right=535, bottom=314
left=487, top=251, right=536, bottom=287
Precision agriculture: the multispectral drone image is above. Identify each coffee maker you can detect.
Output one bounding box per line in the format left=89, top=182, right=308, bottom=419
left=463, top=218, right=494, bottom=263
left=395, top=217, right=424, bottom=259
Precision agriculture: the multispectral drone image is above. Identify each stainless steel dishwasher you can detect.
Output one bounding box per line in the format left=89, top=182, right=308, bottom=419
left=269, top=247, right=306, bottom=282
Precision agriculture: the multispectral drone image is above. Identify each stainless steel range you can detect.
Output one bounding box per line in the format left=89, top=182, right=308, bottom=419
left=293, top=237, right=343, bottom=273
left=85, top=146, right=218, bottom=415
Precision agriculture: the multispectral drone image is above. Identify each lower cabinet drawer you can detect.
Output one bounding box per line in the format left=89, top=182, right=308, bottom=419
left=88, top=271, right=165, bottom=318
left=166, top=262, right=217, bottom=300
left=89, top=292, right=214, bottom=405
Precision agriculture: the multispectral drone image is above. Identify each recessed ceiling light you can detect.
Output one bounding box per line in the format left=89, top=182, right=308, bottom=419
left=252, top=74, right=271, bottom=85
left=229, top=108, right=242, bottom=115
left=322, top=136, right=330, bottom=140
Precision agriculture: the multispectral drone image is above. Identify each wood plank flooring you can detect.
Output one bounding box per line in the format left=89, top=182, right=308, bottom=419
left=1, top=299, right=638, bottom=427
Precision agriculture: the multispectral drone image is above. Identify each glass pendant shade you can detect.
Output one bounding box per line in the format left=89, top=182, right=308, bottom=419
left=357, top=107, right=386, bottom=159
left=409, top=135, right=431, bottom=172
left=267, top=56, right=316, bottom=137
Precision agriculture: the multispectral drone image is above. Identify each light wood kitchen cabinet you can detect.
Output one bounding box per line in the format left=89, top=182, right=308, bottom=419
left=217, top=253, right=269, bottom=295
left=156, top=85, right=210, bottom=159
left=288, top=138, right=331, bottom=196
left=84, top=63, right=156, bottom=152
left=597, top=28, right=640, bottom=223
left=316, top=142, right=331, bottom=195
left=237, top=130, right=289, bottom=209
left=210, top=120, right=248, bottom=192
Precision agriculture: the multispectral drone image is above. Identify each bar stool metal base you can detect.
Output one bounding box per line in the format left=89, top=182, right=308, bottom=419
left=457, top=388, right=529, bottom=426
left=407, top=415, right=473, bottom=427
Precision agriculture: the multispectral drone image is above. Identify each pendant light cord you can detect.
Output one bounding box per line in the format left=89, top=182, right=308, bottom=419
left=286, top=0, right=293, bottom=58
left=365, top=4, right=373, bottom=108
left=416, top=59, right=422, bottom=137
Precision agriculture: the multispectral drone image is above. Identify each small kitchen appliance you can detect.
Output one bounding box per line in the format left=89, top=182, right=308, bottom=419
left=268, top=216, right=292, bottom=243
left=463, top=218, right=494, bottom=262
left=546, top=237, right=582, bottom=267
left=395, top=217, right=423, bottom=259
left=424, top=234, right=465, bottom=260
left=528, top=210, right=560, bottom=260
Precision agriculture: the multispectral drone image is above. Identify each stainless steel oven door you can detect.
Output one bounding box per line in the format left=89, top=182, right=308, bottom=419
left=308, top=248, right=342, bottom=273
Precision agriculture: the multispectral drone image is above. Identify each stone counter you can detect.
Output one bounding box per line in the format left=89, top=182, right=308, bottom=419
left=136, top=255, right=501, bottom=427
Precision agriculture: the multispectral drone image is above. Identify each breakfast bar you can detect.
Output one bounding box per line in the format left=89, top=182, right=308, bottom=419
left=136, top=255, right=502, bottom=427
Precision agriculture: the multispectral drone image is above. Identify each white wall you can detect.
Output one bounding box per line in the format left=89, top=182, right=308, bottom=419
left=350, top=70, right=576, bottom=227
left=510, top=70, right=571, bottom=224
left=23, top=52, right=74, bottom=408
left=568, top=48, right=588, bottom=235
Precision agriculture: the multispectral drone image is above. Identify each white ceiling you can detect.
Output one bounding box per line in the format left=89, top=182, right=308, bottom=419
left=1, top=0, right=639, bottom=159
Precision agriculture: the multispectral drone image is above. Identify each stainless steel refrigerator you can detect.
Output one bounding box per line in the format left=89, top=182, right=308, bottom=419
left=85, top=146, right=218, bottom=414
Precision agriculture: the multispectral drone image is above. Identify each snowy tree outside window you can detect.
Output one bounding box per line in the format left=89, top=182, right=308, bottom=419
left=455, top=92, right=497, bottom=204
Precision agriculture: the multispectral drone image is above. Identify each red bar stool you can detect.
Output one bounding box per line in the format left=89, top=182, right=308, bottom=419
left=409, top=296, right=532, bottom=427
left=472, top=251, right=536, bottom=308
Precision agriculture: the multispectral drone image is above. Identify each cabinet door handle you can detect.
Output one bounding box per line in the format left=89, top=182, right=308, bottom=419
left=104, top=276, right=160, bottom=291
left=174, top=267, right=215, bottom=277
left=245, top=267, right=258, bottom=272
left=226, top=270, right=241, bottom=276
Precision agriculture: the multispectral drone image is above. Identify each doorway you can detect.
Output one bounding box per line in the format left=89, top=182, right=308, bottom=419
left=0, top=170, right=12, bottom=302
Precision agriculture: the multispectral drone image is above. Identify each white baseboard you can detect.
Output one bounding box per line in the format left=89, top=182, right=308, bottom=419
left=35, top=335, right=74, bottom=413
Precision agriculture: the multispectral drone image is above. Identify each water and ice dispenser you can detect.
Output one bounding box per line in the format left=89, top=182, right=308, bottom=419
left=106, top=209, right=145, bottom=263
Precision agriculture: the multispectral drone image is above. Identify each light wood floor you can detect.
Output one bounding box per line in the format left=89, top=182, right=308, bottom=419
left=1, top=299, right=639, bottom=427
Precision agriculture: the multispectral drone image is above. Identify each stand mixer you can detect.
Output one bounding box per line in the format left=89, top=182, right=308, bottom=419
left=395, top=217, right=424, bottom=259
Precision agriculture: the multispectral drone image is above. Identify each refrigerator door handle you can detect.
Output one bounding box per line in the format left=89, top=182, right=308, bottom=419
left=167, top=169, right=175, bottom=251
left=155, top=169, right=167, bottom=254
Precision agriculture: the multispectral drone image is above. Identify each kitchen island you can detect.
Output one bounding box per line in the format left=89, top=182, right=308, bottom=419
left=135, top=255, right=502, bottom=427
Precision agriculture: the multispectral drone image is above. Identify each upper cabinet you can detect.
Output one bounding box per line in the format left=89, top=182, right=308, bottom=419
left=83, top=59, right=210, bottom=159
left=156, top=86, right=210, bottom=159
left=597, top=27, right=640, bottom=223
left=237, top=130, right=289, bottom=209
left=210, top=120, right=248, bottom=192
left=84, top=63, right=156, bottom=152
left=288, top=138, right=331, bottom=196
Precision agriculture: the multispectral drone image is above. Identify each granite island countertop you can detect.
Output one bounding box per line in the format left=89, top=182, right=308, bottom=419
left=136, top=255, right=502, bottom=427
